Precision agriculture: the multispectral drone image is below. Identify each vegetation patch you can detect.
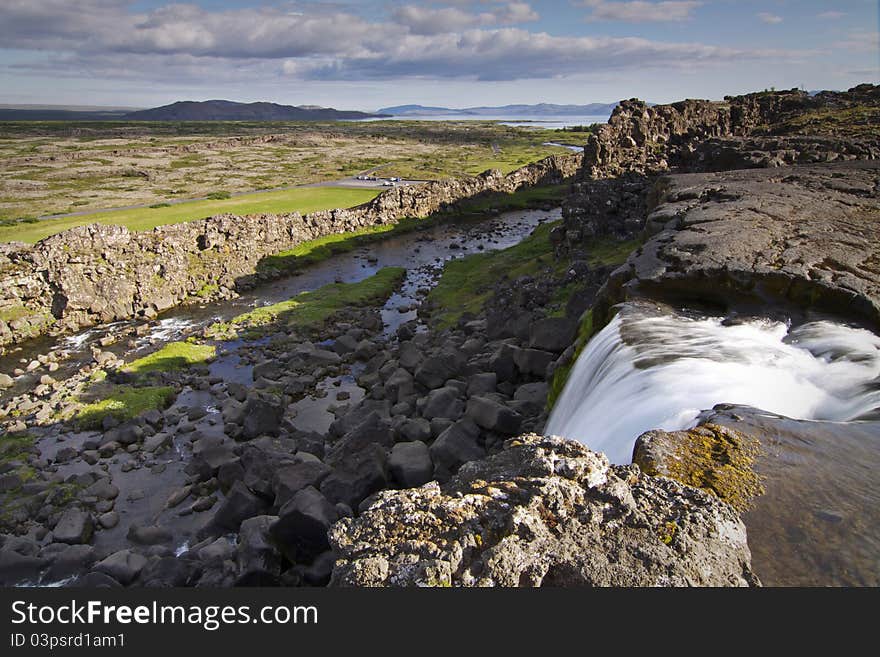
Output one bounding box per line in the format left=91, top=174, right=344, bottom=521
left=0, top=186, right=382, bottom=244
left=457, top=184, right=569, bottom=214
left=207, top=267, right=406, bottom=339
left=123, top=341, right=216, bottom=375
left=427, top=221, right=562, bottom=329
left=73, top=385, right=176, bottom=429
left=0, top=432, right=36, bottom=466
left=633, top=423, right=765, bottom=512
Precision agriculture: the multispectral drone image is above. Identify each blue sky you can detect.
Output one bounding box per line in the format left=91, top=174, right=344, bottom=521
left=0, top=1, right=876, bottom=110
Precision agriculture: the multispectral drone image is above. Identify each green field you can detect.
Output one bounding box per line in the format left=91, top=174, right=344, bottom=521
left=0, top=186, right=381, bottom=244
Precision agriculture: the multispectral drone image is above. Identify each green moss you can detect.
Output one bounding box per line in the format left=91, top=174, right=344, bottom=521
left=0, top=432, right=36, bottom=464
left=73, top=385, right=176, bottom=429
left=207, top=267, right=406, bottom=339
left=194, top=283, right=219, bottom=299
left=547, top=309, right=595, bottom=407
left=123, top=341, right=216, bottom=375
left=428, top=221, right=563, bottom=329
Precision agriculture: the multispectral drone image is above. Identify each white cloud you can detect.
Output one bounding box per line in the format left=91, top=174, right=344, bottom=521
left=580, top=1, right=702, bottom=23
left=757, top=12, right=783, bottom=25
left=817, top=11, right=845, bottom=20
left=0, top=0, right=813, bottom=86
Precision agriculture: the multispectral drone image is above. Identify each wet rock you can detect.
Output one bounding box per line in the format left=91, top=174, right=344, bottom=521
left=330, top=434, right=760, bottom=587
left=241, top=391, right=285, bottom=439
left=142, top=432, right=172, bottom=453
left=271, top=486, right=339, bottom=561
left=466, top=396, right=523, bottom=435
left=0, top=550, right=45, bottom=585
left=98, top=511, right=119, bottom=529
left=140, top=556, right=197, bottom=588
left=95, top=549, right=148, bottom=585
left=127, top=525, right=173, bottom=546
left=84, top=477, right=119, bottom=501
left=43, top=544, right=95, bottom=581
left=53, top=509, right=94, bottom=545
left=388, top=441, right=434, bottom=488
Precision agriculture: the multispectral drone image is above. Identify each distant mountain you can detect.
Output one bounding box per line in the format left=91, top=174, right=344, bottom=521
left=376, top=102, right=620, bottom=117
left=123, top=100, right=387, bottom=121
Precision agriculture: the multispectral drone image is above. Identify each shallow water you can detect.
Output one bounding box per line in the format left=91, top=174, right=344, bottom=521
left=0, top=208, right=556, bottom=395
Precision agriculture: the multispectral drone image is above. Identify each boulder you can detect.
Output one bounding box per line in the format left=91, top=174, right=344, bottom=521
left=466, top=397, right=523, bottom=435
left=127, top=525, right=173, bottom=546
left=237, top=515, right=282, bottom=585
left=241, top=391, right=284, bottom=439
left=388, top=441, right=434, bottom=488
left=398, top=418, right=431, bottom=443
left=529, top=317, right=577, bottom=352
left=320, top=445, right=387, bottom=510
left=421, top=386, right=464, bottom=421
left=208, top=481, right=267, bottom=533
left=271, top=487, right=339, bottom=561
left=53, top=509, right=94, bottom=545
left=429, top=418, right=484, bottom=478
left=414, top=352, right=464, bottom=390
left=467, top=372, right=497, bottom=397
left=272, top=460, right=333, bottom=508
left=95, top=550, right=148, bottom=586
left=512, top=347, right=555, bottom=378
left=330, top=434, right=760, bottom=587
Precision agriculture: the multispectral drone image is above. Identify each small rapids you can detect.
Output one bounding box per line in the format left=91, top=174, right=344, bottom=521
left=546, top=303, right=880, bottom=464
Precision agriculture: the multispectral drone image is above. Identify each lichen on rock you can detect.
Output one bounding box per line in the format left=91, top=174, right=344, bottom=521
left=329, top=433, right=760, bottom=587
left=633, top=423, right=765, bottom=512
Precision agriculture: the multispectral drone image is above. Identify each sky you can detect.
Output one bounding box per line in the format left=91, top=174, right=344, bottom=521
left=0, top=0, right=877, bottom=110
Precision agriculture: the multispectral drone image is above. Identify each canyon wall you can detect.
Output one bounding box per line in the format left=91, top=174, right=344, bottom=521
left=0, top=153, right=581, bottom=349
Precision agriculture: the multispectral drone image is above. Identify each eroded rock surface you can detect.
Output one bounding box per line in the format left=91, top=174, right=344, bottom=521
left=330, top=434, right=759, bottom=587
left=613, top=161, right=880, bottom=327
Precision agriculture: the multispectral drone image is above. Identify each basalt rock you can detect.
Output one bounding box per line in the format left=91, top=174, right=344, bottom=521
left=330, top=434, right=759, bottom=587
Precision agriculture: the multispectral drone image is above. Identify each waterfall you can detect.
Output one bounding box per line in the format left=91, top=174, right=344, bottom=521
left=545, top=303, right=880, bottom=464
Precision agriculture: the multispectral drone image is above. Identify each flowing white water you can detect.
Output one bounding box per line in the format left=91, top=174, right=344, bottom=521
left=546, top=304, right=880, bottom=464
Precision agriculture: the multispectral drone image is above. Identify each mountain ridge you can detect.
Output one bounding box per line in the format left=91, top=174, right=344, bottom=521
left=123, top=100, right=387, bottom=121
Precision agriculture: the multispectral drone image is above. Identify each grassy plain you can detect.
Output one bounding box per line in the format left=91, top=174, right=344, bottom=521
left=0, top=186, right=380, bottom=243
left=0, top=120, right=584, bottom=232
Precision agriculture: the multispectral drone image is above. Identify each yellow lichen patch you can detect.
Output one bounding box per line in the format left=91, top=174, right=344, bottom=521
left=635, top=424, right=765, bottom=512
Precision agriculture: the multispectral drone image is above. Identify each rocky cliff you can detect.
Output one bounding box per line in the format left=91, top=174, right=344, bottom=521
left=0, top=153, right=580, bottom=349
left=561, top=84, right=879, bottom=245
left=330, top=434, right=759, bottom=587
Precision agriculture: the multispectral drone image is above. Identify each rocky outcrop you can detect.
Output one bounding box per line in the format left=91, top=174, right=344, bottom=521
left=578, top=85, right=880, bottom=179
left=607, top=160, right=880, bottom=329
left=0, top=153, right=580, bottom=349
left=329, top=434, right=759, bottom=587
left=561, top=84, right=879, bottom=246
